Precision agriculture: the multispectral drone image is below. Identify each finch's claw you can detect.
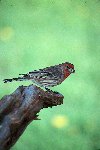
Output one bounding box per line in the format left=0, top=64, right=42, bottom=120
left=45, top=87, right=53, bottom=93
left=45, top=87, right=51, bottom=92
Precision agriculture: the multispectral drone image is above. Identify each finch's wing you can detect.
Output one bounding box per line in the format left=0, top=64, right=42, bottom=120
left=29, top=71, right=58, bottom=80
left=20, top=70, right=58, bottom=80
left=29, top=71, right=59, bottom=87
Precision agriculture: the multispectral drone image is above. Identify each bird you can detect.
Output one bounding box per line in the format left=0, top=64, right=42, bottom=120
left=3, top=62, right=75, bottom=91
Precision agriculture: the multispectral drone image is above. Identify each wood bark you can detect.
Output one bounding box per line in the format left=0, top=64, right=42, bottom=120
left=0, top=85, right=64, bottom=150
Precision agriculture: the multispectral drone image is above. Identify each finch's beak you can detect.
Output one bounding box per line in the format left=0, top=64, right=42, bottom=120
left=73, top=69, right=75, bottom=73
left=69, top=68, right=75, bottom=73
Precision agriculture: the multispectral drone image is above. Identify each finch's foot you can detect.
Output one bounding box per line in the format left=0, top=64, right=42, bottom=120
left=45, top=87, right=52, bottom=92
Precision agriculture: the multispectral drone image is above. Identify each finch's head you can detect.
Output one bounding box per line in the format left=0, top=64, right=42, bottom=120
left=64, top=62, right=75, bottom=73
left=62, top=62, right=75, bottom=79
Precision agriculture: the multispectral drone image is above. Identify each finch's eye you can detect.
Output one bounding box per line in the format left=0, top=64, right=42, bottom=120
left=66, top=66, right=70, bottom=69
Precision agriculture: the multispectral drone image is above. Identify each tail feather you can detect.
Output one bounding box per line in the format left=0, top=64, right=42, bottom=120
left=3, top=79, right=13, bottom=83
left=3, top=77, right=25, bottom=83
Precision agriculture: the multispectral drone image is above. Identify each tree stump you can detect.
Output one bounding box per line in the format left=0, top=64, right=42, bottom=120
left=0, top=85, right=64, bottom=150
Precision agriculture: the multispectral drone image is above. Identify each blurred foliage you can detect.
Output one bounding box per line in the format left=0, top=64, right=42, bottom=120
left=0, top=0, right=100, bottom=150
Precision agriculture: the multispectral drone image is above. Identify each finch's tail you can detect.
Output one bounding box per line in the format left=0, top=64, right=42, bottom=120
left=3, top=77, right=26, bottom=83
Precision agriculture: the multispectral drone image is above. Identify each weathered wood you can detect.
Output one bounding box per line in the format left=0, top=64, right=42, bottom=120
left=0, top=85, right=63, bottom=150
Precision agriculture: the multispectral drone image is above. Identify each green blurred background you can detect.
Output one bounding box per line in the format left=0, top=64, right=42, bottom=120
left=0, top=0, right=100, bottom=150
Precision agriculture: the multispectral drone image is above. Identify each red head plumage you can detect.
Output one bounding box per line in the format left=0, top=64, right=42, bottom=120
left=61, top=62, right=75, bottom=79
